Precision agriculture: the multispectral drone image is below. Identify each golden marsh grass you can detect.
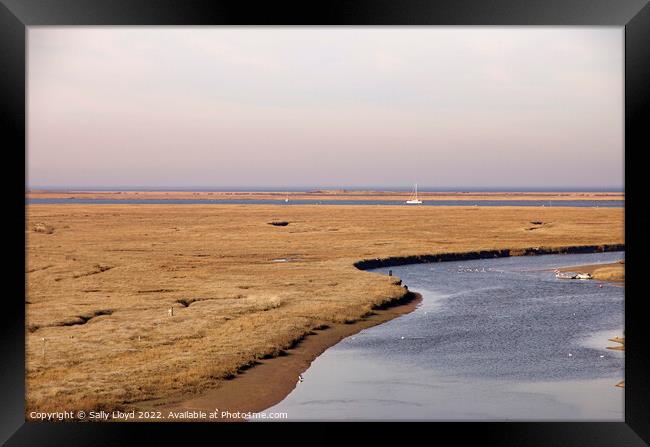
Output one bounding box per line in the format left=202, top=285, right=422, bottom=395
left=26, top=204, right=624, bottom=414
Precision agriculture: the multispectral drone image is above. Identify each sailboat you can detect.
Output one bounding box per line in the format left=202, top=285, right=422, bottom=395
left=406, top=183, right=423, bottom=204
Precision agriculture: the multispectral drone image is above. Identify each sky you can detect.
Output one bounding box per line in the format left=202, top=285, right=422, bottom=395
left=27, top=27, right=624, bottom=190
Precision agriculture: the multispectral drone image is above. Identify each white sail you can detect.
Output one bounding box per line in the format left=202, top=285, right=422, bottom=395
left=406, top=183, right=423, bottom=204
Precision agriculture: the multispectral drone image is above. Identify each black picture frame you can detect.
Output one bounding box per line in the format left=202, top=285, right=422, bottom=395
left=2, top=0, right=648, bottom=445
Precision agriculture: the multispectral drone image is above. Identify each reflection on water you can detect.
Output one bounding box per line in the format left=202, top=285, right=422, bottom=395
left=267, top=252, right=624, bottom=421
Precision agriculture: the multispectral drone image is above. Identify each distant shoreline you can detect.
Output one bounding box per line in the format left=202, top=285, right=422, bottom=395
left=26, top=190, right=624, bottom=202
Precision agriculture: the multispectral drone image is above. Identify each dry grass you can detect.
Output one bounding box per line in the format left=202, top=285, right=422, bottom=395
left=592, top=264, right=625, bottom=282
left=26, top=204, right=624, bottom=414
left=32, top=222, right=55, bottom=234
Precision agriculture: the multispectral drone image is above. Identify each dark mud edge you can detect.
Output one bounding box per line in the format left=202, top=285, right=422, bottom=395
left=353, top=244, right=625, bottom=270
left=371, top=290, right=420, bottom=310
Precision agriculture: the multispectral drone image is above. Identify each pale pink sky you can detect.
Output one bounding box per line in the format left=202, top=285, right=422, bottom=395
left=27, top=27, right=623, bottom=189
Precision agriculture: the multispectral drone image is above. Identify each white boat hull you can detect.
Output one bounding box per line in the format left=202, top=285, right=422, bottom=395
left=555, top=271, right=592, bottom=280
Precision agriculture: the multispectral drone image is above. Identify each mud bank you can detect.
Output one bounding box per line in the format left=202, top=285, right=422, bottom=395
left=354, top=244, right=625, bottom=270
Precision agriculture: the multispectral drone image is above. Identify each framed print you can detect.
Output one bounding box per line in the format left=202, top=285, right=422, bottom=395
left=2, top=0, right=649, bottom=445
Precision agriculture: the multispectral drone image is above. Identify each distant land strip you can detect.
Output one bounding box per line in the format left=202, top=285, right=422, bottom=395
left=26, top=190, right=624, bottom=202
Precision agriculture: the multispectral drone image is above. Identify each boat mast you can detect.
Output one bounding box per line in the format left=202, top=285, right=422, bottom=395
left=406, top=182, right=422, bottom=204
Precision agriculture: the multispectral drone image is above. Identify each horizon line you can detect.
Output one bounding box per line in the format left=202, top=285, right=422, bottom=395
left=27, top=185, right=625, bottom=193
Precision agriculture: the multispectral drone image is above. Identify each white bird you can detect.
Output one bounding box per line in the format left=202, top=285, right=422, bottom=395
left=600, top=355, right=605, bottom=358
left=400, top=336, right=405, bottom=340
left=298, top=374, right=304, bottom=382
left=568, top=353, right=573, bottom=357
